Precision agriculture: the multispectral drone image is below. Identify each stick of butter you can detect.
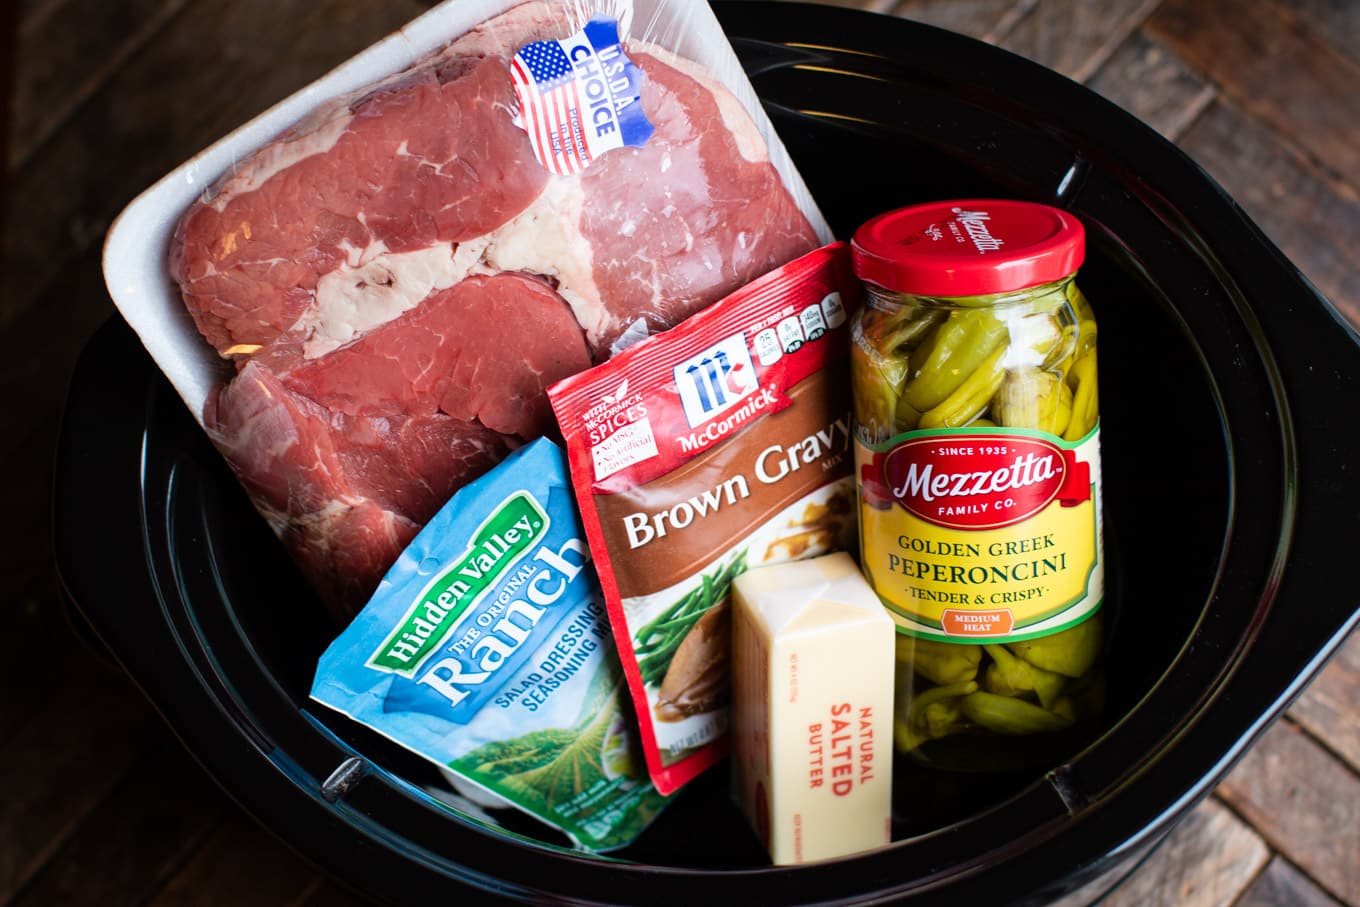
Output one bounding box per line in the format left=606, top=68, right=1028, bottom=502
left=731, top=551, right=894, bottom=864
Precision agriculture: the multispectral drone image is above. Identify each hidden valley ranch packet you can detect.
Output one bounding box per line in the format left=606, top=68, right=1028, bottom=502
left=311, top=438, right=669, bottom=852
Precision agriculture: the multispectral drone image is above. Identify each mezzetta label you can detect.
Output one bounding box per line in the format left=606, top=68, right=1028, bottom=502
left=857, top=428, right=1103, bottom=642
left=877, top=434, right=1088, bottom=529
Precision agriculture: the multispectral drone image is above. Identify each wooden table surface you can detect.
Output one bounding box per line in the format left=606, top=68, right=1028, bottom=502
left=2, top=0, right=1357, bottom=904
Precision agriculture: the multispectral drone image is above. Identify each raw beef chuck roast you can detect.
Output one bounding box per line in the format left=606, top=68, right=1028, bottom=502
left=170, top=1, right=820, bottom=617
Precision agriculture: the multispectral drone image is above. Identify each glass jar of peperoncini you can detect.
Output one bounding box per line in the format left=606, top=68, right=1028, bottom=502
left=849, top=199, right=1105, bottom=772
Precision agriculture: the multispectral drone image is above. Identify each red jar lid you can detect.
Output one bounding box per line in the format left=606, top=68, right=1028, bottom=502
left=851, top=199, right=1085, bottom=297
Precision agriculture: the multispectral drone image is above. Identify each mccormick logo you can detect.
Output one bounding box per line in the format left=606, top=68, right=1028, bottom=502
left=366, top=492, right=549, bottom=675
left=876, top=435, right=1089, bottom=530
left=674, top=331, right=759, bottom=429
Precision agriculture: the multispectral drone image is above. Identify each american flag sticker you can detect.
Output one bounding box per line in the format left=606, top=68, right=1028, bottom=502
left=510, top=16, right=653, bottom=176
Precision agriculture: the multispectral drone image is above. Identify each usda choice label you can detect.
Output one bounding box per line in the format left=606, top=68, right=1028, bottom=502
left=856, top=426, right=1103, bottom=643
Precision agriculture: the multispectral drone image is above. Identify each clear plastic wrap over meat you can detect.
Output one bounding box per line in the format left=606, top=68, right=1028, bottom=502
left=156, top=0, right=829, bottom=617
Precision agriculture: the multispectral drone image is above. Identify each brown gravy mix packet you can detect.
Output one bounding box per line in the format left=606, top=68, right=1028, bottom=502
left=547, top=244, right=861, bottom=794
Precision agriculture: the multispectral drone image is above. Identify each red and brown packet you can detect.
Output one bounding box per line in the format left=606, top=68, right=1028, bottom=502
left=547, top=243, right=862, bottom=794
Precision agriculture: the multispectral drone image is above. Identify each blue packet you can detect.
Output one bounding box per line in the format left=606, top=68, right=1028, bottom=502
left=311, top=438, right=669, bottom=851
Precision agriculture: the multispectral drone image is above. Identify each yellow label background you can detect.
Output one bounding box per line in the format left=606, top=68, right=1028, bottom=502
left=856, top=430, right=1103, bottom=642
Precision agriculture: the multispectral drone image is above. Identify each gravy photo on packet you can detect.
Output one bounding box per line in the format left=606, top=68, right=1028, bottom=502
left=549, top=243, right=862, bottom=794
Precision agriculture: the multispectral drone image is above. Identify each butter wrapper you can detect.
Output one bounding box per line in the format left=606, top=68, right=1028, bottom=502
left=730, top=552, right=894, bottom=864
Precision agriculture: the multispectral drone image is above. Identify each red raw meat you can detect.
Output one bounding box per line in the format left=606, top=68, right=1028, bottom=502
left=208, top=363, right=513, bottom=609
left=272, top=272, right=587, bottom=439
left=171, top=1, right=821, bottom=618
left=171, top=53, right=548, bottom=357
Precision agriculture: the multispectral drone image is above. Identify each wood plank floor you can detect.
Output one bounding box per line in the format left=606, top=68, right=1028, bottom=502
left=3, top=0, right=1357, bottom=904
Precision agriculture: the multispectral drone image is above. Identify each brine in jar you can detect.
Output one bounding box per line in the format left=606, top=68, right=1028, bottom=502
left=849, top=199, right=1105, bottom=772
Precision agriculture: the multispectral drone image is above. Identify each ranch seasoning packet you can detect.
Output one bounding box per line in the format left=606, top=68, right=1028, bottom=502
left=310, top=438, right=669, bottom=852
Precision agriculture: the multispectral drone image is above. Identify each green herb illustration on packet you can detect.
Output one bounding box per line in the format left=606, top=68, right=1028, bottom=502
left=633, top=550, right=748, bottom=688
left=452, top=657, right=653, bottom=839
left=311, top=439, right=669, bottom=852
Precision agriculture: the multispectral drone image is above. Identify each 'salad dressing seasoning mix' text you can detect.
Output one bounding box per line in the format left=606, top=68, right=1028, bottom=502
left=849, top=200, right=1106, bottom=771
left=550, top=244, right=861, bottom=794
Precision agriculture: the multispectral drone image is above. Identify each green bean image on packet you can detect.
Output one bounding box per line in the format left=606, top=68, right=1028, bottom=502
left=310, top=438, right=669, bottom=852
